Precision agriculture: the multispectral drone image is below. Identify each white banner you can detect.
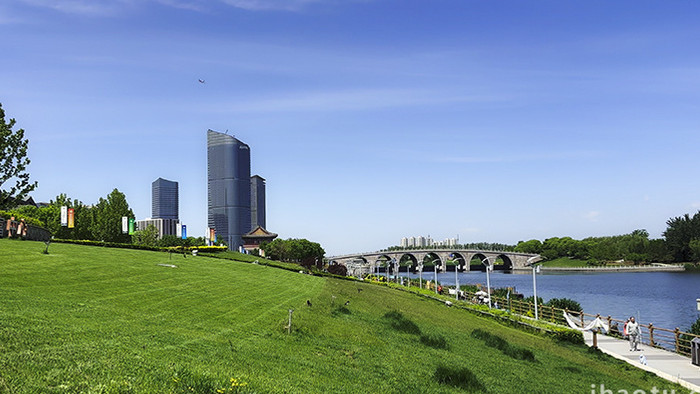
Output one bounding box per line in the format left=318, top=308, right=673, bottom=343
left=176, top=223, right=182, bottom=238
left=122, top=216, right=128, bottom=234
left=60, top=206, right=68, bottom=227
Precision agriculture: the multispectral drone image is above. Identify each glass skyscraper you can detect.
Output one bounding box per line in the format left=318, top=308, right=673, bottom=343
left=250, top=175, right=266, bottom=230
left=207, top=129, right=251, bottom=250
left=152, top=177, right=178, bottom=220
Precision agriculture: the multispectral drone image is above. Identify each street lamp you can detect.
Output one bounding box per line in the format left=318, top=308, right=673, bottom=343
left=431, top=258, right=442, bottom=294
left=526, top=255, right=543, bottom=319
left=417, top=262, right=424, bottom=289
left=481, top=256, right=496, bottom=308
left=453, top=257, right=464, bottom=301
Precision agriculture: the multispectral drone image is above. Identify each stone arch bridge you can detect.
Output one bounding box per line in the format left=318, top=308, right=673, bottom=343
left=327, top=249, right=541, bottom=278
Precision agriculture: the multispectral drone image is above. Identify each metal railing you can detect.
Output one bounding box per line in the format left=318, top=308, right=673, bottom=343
left=578, top=312, right=700, bottom=357
left=450, top=288, right=700, bottom=358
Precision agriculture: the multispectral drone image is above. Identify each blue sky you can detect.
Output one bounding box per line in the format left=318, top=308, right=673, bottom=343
left=2, top=1, right=700, bottom=255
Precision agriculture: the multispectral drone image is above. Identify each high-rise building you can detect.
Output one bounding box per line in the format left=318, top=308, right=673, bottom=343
left=152, top=178, right=179, bottom=220
left=207, top=129, right=251, bottom=250
left=250, top=175, right=266, bottom=229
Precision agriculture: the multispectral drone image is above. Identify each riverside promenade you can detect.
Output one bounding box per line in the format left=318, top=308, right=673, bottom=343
left=583, top=331, right=700, bottom=392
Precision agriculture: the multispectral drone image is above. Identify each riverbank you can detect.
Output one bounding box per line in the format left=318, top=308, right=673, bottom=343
left=513, top=264, right=685, bottom=273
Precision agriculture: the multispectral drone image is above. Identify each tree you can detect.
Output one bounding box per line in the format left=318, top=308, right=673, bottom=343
left=327, top=264, right=347, bottom=276
left=663, top=212, right=700, bottom=262
left=514, top=239, right=542, bottom=254
left=0, top=103, right=37, bottom=209
left=132, top=224, right=159, bottom=247
left=90, top=189, right=134, bottom=243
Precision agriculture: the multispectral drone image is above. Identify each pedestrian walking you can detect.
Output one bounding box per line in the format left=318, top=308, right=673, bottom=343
left=627, top=316, right=641, bottom=351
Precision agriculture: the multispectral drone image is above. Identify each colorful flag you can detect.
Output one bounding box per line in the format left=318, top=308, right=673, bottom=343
left=60, top=206, right=68, bottom=227
left=181, top=225, right=187, bottom=239
left=209, top=228, right=215, bottom=245
left=68, top=208, right=75, bottom=228
left=128, top=218, right=135, bottom=235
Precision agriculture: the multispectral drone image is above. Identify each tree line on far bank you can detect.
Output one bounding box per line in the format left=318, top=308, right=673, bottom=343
left=516, top=211, right=700, bottom=264
left=386, top=211, right=700, bottom=265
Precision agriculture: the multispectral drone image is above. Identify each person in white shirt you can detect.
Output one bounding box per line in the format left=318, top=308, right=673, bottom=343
left=627, top=316, right=641, bottom=351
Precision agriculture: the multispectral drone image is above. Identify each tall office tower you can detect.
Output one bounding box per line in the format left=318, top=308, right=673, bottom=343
left=207, top=129, right=251, bottom=250
left=250, top=175, right=266, bottom=229
left=152, top=178, right=179, bottom=220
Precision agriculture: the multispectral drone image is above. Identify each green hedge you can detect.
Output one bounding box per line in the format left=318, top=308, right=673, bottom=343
left=0, top=210, right=45, bottom=227
left=52, top=239, right=227, bottom=253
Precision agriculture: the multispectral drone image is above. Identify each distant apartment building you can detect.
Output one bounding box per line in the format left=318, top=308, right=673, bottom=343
left=136, top=218, right=179, bottom=239
left=152, top=178, right=178, bottom=220
left=400, top=235, right=459, bottom=248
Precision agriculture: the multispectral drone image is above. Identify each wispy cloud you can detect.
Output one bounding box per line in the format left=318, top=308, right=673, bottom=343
left=220, top=0, right=314, bottom=11
left=583, top=211, right=600, bottom=222
left=154, top=0, right=208, bottom=12
left=213, top=89, right=500, bottom=113
left=18, top=0, right=135, bottom=16
left=434, top=150, right=601, bottom=164
left=15, top=0, right=329, bottom=16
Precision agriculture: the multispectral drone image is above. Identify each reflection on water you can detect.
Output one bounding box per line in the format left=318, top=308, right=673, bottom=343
left=401, top=270, right=700, bottom=332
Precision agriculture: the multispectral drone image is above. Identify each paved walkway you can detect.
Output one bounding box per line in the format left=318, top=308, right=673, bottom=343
left=583, top=331, right=700, bottom=391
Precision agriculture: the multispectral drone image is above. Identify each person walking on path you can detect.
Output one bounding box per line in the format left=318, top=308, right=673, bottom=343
left=627, top=316, right=641, bottom=351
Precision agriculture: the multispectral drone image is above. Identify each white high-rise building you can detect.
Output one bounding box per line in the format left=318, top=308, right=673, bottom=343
left=400, top=237, right=408, bottom=247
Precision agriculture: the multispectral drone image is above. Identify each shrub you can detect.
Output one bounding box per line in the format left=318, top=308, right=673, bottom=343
left=327, top=264, right=348, bottom=276
left=546, top=298, right=582, bottom=312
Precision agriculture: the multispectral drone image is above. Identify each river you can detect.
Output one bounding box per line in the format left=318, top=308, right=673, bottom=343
left=404, top=269, right=700, bottom=333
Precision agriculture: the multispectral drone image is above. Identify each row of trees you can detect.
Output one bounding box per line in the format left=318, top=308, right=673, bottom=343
left=260, top=238, right=325, bottom=268
left=10, top=191, right=210, bottom=247
left=513, top=229, right=669, bottom=263
left=11, top=190, right=135, bottom=243
left=514, top=225, right=700, bottom=264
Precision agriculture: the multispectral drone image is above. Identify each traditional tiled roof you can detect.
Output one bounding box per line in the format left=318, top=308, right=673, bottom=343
left=242, top=226, right=278, bottom=239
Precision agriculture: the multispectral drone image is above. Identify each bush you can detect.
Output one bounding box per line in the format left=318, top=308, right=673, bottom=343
left=327, top=264, right=348, bottom=276
left=546, top=298, right=582, bottom=312
left=0, top=210, right=44, bottom=227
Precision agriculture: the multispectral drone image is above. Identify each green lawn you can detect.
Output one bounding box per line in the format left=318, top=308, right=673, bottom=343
left=0, top=239, right=684, bottom=393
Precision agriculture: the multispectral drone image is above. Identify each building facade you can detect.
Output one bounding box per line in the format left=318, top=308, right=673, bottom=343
left=152, top=178, right=179, bottom=220
left=136, top=218, right=179, bottom=239
left=207, top=129, right=252, bottom=250
left=250, top=175, right=266, bottom=230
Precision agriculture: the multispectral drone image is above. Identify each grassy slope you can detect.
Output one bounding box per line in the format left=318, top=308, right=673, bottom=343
left=0, top=239, right=683, bottom=393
